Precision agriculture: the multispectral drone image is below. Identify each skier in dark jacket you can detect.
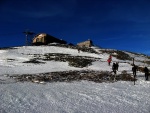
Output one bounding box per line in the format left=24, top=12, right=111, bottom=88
left=116, top=62, right=119, bottom=71
left=144, top=67, right=149, bottom=81
left=132, top=65, right=137, bottom=77
left=112, top=63, right=117, bottom=74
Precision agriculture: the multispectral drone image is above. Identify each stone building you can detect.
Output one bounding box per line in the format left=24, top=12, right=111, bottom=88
left=32, top=33, right=67, bottom=45
left=77, top=39, right=93, bottom=47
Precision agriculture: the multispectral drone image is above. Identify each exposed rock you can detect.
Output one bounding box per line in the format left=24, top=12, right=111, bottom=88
left=23, top=59, right=45, bottom=64
left=10, top=70, right=135, bottom=84
left=24, top=53, right=99, bottom=68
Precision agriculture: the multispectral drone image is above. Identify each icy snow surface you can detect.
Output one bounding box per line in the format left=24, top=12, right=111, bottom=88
left=0, top=46, right=150, bottom=113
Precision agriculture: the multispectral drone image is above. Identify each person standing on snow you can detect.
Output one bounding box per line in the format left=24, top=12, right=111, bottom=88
left=132, top=64, right=137, bottom=77
left=107, top=54, right=112, bottom=66
left=107, top=58, right=111, bottom=66
left=112, top=63, right=117, bottom=74
left=144, top=67, right=149, bottom=81
left=116, top=62, right=119, bottom=71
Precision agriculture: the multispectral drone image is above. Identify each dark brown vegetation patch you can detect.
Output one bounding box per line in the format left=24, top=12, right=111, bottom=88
left=101, top=49, right=132, bottom=60
left=23, top=59, right=45, bottom=64
left=10, top=70, right=136, bottom=84
left=24, top=53, right=100, bottom=68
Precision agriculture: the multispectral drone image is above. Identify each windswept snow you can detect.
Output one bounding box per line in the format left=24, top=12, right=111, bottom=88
left=0, top=80, right=150, bottom=113
left=0, top=46, right=150, bottom=113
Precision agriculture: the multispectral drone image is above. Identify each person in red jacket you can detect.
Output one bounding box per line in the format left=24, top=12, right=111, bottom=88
left=107, top=54, right=112, bottom=66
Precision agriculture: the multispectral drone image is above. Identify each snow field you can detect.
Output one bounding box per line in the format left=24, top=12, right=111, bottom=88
left=0, top=46, right=149, bottom=113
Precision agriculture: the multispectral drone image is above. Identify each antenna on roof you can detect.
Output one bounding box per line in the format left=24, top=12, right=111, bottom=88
left=23, top=30, right=35, bottom=46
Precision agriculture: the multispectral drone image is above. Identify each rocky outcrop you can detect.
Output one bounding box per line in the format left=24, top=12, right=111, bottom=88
left=10, top=70, right=135, bottom=84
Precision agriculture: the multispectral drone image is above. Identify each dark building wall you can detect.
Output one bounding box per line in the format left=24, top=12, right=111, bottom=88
left=45, top=35, right=67, bottom=44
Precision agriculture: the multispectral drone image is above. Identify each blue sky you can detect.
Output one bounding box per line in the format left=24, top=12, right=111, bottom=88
left=0, top=0, right=150, bottom=55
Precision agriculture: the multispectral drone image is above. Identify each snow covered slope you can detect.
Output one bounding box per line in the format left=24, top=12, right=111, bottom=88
left=0, top=45, right=150, bottom=113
